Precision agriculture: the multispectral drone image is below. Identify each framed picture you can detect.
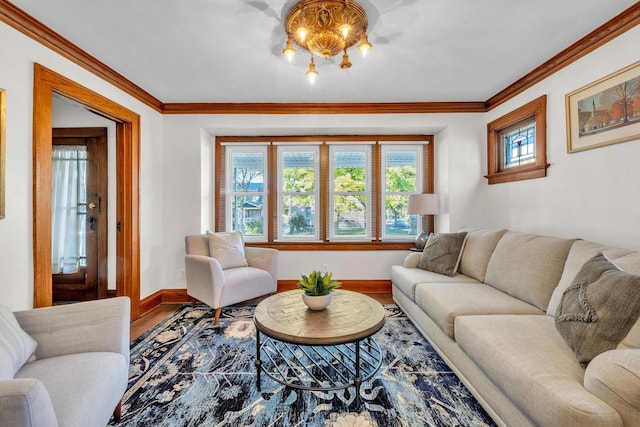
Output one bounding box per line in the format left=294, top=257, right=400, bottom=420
left=0, top=88, right=5, bottom=219
left=565, top=61, right=640, bottom=153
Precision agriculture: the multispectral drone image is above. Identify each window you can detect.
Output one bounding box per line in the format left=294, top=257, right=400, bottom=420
left=329, top=144, right=372, bottom=241
left=381, top=144, right=423, bottom=241
left=277, top=145, right=319, bottom=241
left=486, top=95, right=548, bottom=184
left=225, top=145, right=267, bottom=242
left=215, top=135, right=433, bottom=249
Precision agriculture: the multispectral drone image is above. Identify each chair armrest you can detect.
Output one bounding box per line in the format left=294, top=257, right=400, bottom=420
left=584, top=349, right=640, bottom=425
left=403, top=252, right=422, bottom=268
left=245, top=247, right=279, bottom=286
left=14, top=297, right=130, bottom=364
left=0, top=378, right=58, bottom=427
left=185, top=254, right=225, bottom=308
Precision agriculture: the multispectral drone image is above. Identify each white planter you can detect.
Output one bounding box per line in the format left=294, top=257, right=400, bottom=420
left=302, top=293, right=333, bottom=310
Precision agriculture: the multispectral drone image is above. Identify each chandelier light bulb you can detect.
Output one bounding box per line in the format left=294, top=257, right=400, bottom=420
left=282, top=39, right=296, bottom=62
left=340, top=24, right=350, bottom=38
left=298, top=27, right=308, bottom=42
left=306, top=57, right=318, bottom=84
left=358, top=34, right=372, bottom=57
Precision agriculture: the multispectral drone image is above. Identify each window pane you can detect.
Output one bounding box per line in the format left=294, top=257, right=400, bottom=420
left=333, top=151, right=366, bottom=192
left=385, top=151, right=417, bottom=192
left=502, top=122, right=535, bottom=169
left=231, top=195, right=263, bottom=236
left=231, top=152, right=264, bottom=192
left=283, top=152, right=315, bottom=192
left=281, top=195, right=315, bottom=237
left=332, top=195, right=367, bottom=236
left=384, top=194, right=417, bottom=236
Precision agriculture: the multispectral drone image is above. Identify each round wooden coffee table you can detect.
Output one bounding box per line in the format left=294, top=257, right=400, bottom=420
left=254, top=290, right=386, bottom=409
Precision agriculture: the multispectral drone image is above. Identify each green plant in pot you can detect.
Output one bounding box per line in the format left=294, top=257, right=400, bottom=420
left=298, top=270, right=342, bottom=310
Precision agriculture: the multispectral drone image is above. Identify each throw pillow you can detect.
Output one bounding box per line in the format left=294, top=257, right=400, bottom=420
left=417, top=232, right=468, bottom=277
left=555, top=253, right=640, bottom=366
left=206, top=231, right=248, bottom=269
left=0, top=305, right=38, bottom=380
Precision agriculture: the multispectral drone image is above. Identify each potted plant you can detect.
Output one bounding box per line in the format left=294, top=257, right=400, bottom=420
left=298, top=270, right=342, bottom=310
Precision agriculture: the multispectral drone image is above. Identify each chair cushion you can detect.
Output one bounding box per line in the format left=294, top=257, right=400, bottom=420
left=206, top=230, right=248, bottom=269
left=16, top=352, right=128, bottom=427
left=0, top=305, right=38, bottom=379
left=555, top=253, right=640, bottom=365
left=417, top=232, right=467, bottom=276
left=220, top=267, right=276, bottom=307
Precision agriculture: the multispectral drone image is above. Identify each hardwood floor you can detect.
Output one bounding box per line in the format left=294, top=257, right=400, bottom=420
left=130, top=292, right=394, bottom=342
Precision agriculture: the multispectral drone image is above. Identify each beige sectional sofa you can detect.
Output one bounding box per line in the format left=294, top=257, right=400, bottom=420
left=391, top=228, right=640, bottom=427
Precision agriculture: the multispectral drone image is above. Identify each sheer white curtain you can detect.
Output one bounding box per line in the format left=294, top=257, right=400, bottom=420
left=51, top=146, right=87, bottom=274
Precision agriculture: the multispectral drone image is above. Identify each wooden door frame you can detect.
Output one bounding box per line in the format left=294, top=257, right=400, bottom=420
left=33, top=64, right=141, bottom=319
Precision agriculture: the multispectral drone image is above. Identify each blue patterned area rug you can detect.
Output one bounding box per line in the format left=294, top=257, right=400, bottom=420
left=110, top=304, right=496, bottom=426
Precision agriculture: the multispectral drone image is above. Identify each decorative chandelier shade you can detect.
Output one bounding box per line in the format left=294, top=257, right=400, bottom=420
left=283, top=0, right=372, bottom=83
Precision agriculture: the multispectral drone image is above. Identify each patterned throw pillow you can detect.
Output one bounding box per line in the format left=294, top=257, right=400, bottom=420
left=0, top=305, right=38, bottom=379
left=556, top=253, right=640, bottom=365
left=417, top=232, right=467, bottom=277
left=206, top=231, right=249, bottom=269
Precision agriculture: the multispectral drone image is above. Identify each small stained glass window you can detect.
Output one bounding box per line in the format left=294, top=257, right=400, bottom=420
left=502, top=121, right=535, bottom=169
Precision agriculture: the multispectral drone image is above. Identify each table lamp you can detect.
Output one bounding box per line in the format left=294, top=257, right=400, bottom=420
left=407, top=193, right=439, bottom=250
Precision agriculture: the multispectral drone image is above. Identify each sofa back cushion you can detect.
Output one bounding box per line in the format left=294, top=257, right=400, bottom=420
left=547, top=239, right=640, bottom=350
left=458, top=228, right=507, bottom=282
left=484, top=231, right=575, bottom=310
left=0, top=305, right=38, bottom=380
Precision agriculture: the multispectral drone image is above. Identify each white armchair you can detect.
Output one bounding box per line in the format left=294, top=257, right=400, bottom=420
left=185, top=233, right=279, bottom=325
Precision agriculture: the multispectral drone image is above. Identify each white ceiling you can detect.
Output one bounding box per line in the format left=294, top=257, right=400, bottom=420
left=10, top=0, right=638, bottom=104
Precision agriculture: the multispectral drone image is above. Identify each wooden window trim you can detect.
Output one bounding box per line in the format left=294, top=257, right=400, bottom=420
left=486, top=95, right=548, bottom=185
left=215, top=135, right=434, bottom=251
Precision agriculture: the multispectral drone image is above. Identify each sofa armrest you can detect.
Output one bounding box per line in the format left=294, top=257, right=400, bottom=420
left=245, top=247, right=279, bottom=286
left=14, top=297, right=130, bottom=365
left=584, top=349, right=640, bottom=426
left=0, top=378, right=58, bottom=427
left=185, top=254, right=225, bottom=308
left=403, top=252, right=422, bottom=268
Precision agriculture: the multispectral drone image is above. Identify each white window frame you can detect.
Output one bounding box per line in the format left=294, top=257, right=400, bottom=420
left=225, top=144, right=268, bottom=242
left=328, top=144, right=373, bottom=241
left=380, top=144, right=424, bottom=241
left=276, top=144, right=321, bottom=242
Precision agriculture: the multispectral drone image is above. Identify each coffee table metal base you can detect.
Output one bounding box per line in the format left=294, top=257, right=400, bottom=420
left=255, top=332, right=383, bottom=409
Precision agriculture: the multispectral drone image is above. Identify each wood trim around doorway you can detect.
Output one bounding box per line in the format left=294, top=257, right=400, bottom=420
left=33, top=63, right=141, bottom=319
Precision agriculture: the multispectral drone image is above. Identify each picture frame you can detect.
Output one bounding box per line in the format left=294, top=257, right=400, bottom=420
left=565, top=60, right=640, bottom=153
left=0, top=88, right=5, bottom=219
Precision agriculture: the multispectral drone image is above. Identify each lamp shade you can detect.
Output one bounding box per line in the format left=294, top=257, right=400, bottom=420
left=407, top=193, right=439, bottom=215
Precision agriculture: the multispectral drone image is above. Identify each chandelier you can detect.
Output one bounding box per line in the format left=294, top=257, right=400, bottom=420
left=282, top=0, right=372, bottom=84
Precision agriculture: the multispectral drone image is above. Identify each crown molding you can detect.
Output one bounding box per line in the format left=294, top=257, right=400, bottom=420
left=161, top=102, right=487, bottom=114
left=0, top=0, right=163, bottom=112
left=1, top=0, right=639, bottom=114
left=486, top=2, right=640, bottom=110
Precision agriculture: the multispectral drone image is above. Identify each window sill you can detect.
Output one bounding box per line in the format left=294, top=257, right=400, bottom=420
left=485, top=163, right=549, bottom=185
left=246, top=241, right=415, bottom=251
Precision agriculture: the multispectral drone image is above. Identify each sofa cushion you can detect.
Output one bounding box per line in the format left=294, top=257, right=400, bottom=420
left=16, top=352, right=128, bottom=427
left=484, top=231, right=575, bottom=311
left=206, top=230, right=248, bottom=269
left=456, top=315, right=622, bottom=427
left=0, top=305, right=38, bottom=380
left=555, top=253, right=640, bottom=365
left=415, top=283, right=543, bottom=339
left=418, top=232, right=467, bottom=276
left=458, top=228, right=507, bottom=282
left=391, top=265, right=479, bottom=301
